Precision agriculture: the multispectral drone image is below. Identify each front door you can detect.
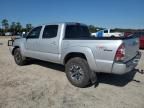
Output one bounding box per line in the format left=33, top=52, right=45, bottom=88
left=24, top=26, right=42, bottom=57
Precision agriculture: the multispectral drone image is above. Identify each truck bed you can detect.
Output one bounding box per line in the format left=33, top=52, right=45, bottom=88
left=63, top=35, right=139, bottom=73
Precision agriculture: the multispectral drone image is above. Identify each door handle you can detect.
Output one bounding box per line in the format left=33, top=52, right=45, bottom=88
left=51, top=41, right=56, bottom=45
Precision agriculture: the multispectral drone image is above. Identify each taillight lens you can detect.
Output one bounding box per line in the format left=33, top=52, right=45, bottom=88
left=115, top=44, right=125, bottom=62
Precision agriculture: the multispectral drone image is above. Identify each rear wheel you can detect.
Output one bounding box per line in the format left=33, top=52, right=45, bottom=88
left=65, top=57, right=91, bottom=88
left=14, top=48, right=26, bottom=66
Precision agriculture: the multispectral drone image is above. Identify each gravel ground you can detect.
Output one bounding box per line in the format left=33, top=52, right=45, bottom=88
left=0, top=38, right=144, bottom=108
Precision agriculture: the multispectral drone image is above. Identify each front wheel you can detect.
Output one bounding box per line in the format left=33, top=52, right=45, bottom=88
left=65, top=57, right=92, bottom=88
left=14, top=48, right=26, bottom=66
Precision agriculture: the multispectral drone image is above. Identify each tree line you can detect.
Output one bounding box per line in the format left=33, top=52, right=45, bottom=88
left=0, top=19, right=143, bottom=36
left=0, top=19, right=33, bottom=36
left=0, top=19, right=102, bottom=36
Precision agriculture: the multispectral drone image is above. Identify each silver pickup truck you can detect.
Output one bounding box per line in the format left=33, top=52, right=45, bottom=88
left=8, top=22, right=141, bottom=87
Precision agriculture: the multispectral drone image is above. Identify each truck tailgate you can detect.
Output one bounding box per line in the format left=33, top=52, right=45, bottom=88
left=123, top=37, right=139, bottom=62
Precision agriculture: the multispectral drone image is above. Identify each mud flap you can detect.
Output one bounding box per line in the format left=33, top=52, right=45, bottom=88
left=90, top=71, right=98, bottom=87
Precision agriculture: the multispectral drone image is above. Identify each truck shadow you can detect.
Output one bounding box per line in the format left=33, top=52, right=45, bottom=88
left=27, top=59, right=65, bottom=72
left=27, top=59, right=141, bottom=87
left=97, top=69, right=141, bottom=87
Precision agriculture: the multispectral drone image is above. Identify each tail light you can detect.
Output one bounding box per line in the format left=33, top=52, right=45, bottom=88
left=115, top=44, right=125, bottom=62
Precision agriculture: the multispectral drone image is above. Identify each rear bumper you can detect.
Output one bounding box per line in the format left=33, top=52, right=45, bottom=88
left=111, top=52, right=141, bottom=74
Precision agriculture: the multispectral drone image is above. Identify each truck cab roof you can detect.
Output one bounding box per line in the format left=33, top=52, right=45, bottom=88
left=40, top=22, right=87, bottom=26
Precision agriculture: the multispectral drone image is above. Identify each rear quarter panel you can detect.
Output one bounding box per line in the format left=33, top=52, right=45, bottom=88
left=92, top=40, right=122, bottom=73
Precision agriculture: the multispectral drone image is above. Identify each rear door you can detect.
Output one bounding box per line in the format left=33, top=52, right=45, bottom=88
left=37, top=25, right=60, bottom=62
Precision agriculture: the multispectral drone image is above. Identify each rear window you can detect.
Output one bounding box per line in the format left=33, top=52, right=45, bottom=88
left=65, top=25, right=90, bottom=39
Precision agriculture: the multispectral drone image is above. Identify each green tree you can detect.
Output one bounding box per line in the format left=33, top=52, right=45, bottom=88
left=88, top=25, right=97, bottom=33
left=26, top=24, right=33, bottom=32
left=16, top=22, right=22, bottom=34
left=0, top=28, right=2, bottom=36
left=1, top=19, right=9, bottom=33
left=89, top=25, right=104, bottom=33
left=10, top=22, right=16, bottom=35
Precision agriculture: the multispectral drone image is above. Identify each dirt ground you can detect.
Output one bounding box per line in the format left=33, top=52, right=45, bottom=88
left=0, top=37, right=144, bottom=108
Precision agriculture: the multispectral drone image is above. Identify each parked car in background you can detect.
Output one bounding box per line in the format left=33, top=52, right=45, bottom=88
left=139, top=32, right=144, bottom=49
left=124, top=32, right=133, bottom=37
left=134, top=32, right=144, bottom=49
left=5, top=32, right=12, bottom=36
left=140, top=36, right=144, bottom=49
left=91, top=29, right=124, bottom=37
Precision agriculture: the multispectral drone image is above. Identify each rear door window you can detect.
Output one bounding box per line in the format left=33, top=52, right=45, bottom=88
left=42, top=25, right=58, bottom=38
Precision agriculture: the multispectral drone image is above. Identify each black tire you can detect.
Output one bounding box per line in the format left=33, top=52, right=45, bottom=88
left=65, top=57, right=91, bottom=88
left=14, top=48, right=26, bottom=66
